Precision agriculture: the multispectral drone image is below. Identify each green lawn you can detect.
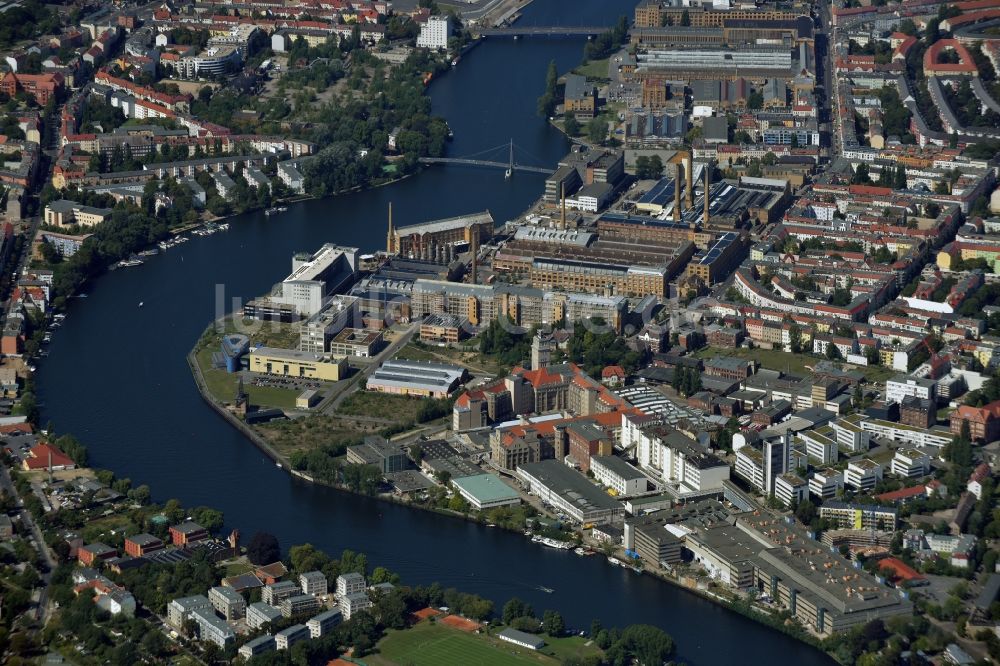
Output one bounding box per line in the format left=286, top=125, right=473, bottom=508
left=572, top=57, right=610, bottom=81
left=246, top=383, right=300, bottom=410
left=371, top=622, right=560, bottom=666
left=338, top=391, right=427, bottom=424
left=224, top=561, right=254, bottom=577
left=256, top=414, right=366, bottom=457
left=194, top=346, right=299, bottom=410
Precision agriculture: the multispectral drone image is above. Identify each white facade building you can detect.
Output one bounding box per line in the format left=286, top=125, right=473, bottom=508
left=416, top=16, right=451, bottom=49
left=775, top=473, right=808, bottom=508
left=844, top=458, right=883, bottom=491
left=809, top=468, right=843, bottom=500
left=590, top=455, right=647, bottom=496
left=797, top=430, right=838, bottom=465
left=622, top=414, right=730, bottom=494
left=890, top=448, right=931, bottom=478
left=885, top=376, right=936, bottom=405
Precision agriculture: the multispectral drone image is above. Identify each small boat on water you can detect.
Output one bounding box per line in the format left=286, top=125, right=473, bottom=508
left=536, top=536, right=573, bottom=550
left=537, top=586, right=554, bottom=593
left=138, top=302, right=144, bottom=308
left=116, top=256, right=144, bottom=269
left=276, top=462, right=283, bottom=469
left=138, top=248, right=159, bottom=257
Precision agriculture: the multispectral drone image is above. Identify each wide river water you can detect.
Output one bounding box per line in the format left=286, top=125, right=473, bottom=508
left=37, top=2, right=833, bottom=662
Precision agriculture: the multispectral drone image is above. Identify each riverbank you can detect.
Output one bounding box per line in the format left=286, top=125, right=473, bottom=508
left=186, top=318, right=839, bottom=660
left=33, top=5, right=843, bottom=661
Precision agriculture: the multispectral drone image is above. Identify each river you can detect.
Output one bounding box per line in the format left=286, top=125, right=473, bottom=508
left=36, top=2, right=833, bottom=663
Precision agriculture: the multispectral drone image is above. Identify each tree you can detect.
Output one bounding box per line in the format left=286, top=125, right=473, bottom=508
left=788, top=324, right=802, bottom=353
left=128, top=484, right=151, bottom=505
left=542, top=610, right=565, bottom=636
left=852, top=162, right=871, bottom=184
left=537, top=60, right=558, bottom=118
left=587, top=117, right=607, bottom=144
left=680, top=9, right=691, bottom=26
left=635, top=154, right=664, bottom=180
left=190, top=506, right=223, bottom=532
left=289, top=543, right=330, bottom=573
left=616, top=625, right=675, bottom=664
left=564, top=112, right=580, bottom=137
left=503, top=597, right=533, bottom=624
left=246, top=532, right=280, bottom=565
left=795, top=499, right=817, bottom=526
left=826, top=343, right=843, bottom=360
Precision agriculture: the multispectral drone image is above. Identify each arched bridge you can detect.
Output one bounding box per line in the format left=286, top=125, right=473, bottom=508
left=419, top=140, right=553, bottom=176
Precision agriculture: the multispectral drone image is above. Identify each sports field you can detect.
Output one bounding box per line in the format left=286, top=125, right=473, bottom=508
left=370, top=621, right=557, bottom=666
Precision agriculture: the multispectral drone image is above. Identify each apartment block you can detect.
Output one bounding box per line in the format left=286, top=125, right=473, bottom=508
left=844, top=459, right=883, bottom=491
left=890, top=449, right=931, bottom=478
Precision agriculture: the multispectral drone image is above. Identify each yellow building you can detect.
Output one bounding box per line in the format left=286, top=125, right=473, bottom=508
left=249, top=347, right=347, bottom=382
left=44, top=200, right=112, bottom=228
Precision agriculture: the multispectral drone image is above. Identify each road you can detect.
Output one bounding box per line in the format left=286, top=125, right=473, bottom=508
left=0, top=464, right=56, bottom=624
left=319, top=323, right=418, bottom=414
left=816, top=0, right=841, bottom=159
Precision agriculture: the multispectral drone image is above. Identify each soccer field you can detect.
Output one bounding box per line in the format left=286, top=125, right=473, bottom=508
left=373, top=623, right=554, bottom=666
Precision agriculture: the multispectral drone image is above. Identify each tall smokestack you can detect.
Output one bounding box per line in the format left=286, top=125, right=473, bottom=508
left=470, top=230, right=478, bottom=285
left=673, top=162, right=682, bottom=222
left=685, top=156, right=694, bottom=207
left=386, top=202, right=394, bottom=255
left=561, top=183, right=566, bottom=230
left=703, top=163, right=711, bottom=226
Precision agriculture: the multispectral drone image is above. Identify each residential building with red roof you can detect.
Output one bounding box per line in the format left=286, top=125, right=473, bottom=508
left=951, top=400, right=1000, bottom=442
left=875, top=484, right=932, bottom=504
left=22, top=443, right=75, bottom=471
left=923, top=39, right=979, bottom=77
left=454, top=362, right=630, bottom=432
left=601, top=365, right=626, bottom=387
left=968, top=462, right=992, bottom=499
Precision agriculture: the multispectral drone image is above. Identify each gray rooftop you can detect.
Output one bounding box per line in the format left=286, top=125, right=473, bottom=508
left=518, top=459, right=623, bottom=512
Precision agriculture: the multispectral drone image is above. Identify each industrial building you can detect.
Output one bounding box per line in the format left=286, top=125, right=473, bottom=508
left=298, top=295, right=360, bottom=353
left=451, top=474, right=522, bottom=510
left=636, top=47, right=795, bottom=81
left=249, top=347, right=348, bottom=382
left=516, top=459, right=626, bottom=525
left=387, top=210, right=494, bottom=260
left=328, top=328, right=384, bottom=358
left=492, top=230, right=694, bottom=298
left=419, top=313, right=469, bottom=343
left=345, top=436, right=408, bottom=474
left=266, top=244, right=359, bottom=317
left=590, top=455, right=647, bottom=496
left=410, top=279, right=628, bottom=332
left=365, top=359, right=468, bottom=398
